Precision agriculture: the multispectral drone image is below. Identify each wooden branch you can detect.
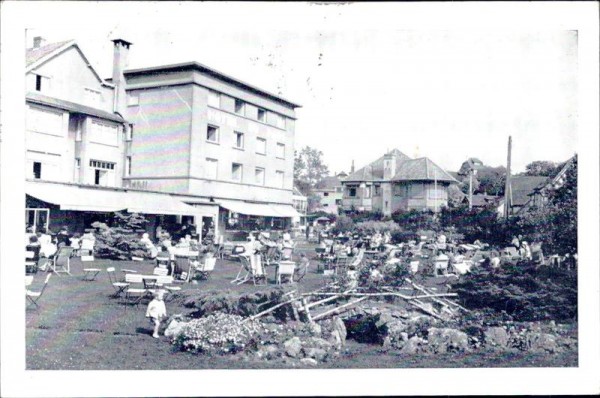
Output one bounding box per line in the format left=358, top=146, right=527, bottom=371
left=312, top=297, right=369, bottom=321
left=301, top=292, right=458, bottom=299
left=244, top=296, right=300, bottom=323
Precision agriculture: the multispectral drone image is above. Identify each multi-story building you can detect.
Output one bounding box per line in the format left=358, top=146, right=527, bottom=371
left=24, top=38, right=219, bottom=236
left=341, top=149, right=458, bottom=216
left=292, top=186, right=308, bottom=227
left=313, top=173, right=346, bottom=214
left=108, top=40, right=301, bottom=236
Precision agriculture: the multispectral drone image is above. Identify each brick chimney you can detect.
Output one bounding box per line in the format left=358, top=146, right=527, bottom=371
left=111, top=38, right=132, bottom=114
left=33, top=36, right=46, bottom=48
left=383, top=151, right=397, bottom=180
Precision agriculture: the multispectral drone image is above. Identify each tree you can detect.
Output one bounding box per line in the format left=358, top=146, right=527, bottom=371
left=294, top=146, right=330, bottom=188
left=92, top=212, right=149, bottom=260
left=476, top=166, right=506, bottom=195
left=522, top=160, right=558, bottom=177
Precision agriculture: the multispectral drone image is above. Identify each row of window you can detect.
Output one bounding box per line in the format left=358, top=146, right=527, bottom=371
left=204, top=158, right=285, bottom=188
left=206, top=126, right=285, bottom=158
left=208, top=90, right=286, bottom=128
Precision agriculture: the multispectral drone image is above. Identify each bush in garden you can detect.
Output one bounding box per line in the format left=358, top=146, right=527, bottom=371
left=332, top=215, right=354, bottom=234
left=345, top=211, right=385, bottom=223
left=452, top=263, right=577, bottom=322
left=174, top=313, right=261, bottom=354
left=91, top=212, right=149, bottom=260
left=355, top=220, right=401, bottom=234
left=392, top=209, right=439, bottom=232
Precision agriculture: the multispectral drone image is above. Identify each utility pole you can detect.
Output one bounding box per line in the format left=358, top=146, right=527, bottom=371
left=468, top=171, right=473, bottom=211
left=504, top=136, right=512, bottom=219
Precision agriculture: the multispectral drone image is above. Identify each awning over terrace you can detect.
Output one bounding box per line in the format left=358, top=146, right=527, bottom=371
left=26, top=181, right=216, bottom=217
left=217, top=199, right=300, bottom=218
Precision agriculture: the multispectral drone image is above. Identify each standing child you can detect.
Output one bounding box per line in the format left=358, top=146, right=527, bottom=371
left=146, top=290, right=167, bottom=338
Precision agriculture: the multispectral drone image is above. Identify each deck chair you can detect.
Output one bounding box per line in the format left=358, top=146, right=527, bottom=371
left=294, top=261, right=310, bottom=282
left=173, top=255, right=193, bottom=282
left=51, top=246, right=74, bottom=276
left=334, top=255, right=352, bottom=276
left=26, top=273, right=52, bottom=310
left=195, top=257, right=216, bottom=280
left=434, top=257, right=450, bottom=276
left=231, top=255, right=251, bottom=285
left=281, top=247, right=294, bottom=261
left=277, top=261, right=296, bottom=284
left=124, top=274, right=148, bottom=305
left=107, top=267, right=129, bottom=298
left=155, top=251, right=171, bottom=273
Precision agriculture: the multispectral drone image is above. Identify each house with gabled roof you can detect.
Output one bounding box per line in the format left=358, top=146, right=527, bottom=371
left=341, top=149, right=459, bottom=215
left=313, top=173, right=346, bottom=214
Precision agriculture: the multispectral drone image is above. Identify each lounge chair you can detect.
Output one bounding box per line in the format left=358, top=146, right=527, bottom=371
left=51, top=246, right=74, bottom=276
left=194, top=257, right=216, bottom=280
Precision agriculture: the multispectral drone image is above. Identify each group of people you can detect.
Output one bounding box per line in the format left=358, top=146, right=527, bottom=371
left=25, top=226, right=96, bottom=272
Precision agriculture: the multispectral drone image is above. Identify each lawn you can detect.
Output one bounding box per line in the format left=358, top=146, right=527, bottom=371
left=25, top=243, right=577, bottom=370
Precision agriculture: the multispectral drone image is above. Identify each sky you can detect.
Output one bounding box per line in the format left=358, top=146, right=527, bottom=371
left=24, top=2, right=578, bottom=175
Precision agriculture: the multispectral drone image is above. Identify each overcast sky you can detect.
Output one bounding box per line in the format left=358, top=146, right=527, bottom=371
left=25, top=2, right=578, bottom=175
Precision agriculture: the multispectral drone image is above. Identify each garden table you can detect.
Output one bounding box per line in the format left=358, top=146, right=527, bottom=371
left=82, top=268, right=101, bottom=281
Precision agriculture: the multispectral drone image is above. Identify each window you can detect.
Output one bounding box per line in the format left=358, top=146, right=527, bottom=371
left=374, top=185, right=380, bottom=196
left=27, top=106, right=63, bottom=136
left=234, top=99, right=245, bottom=115
left=275, top=170, right=284, bottom=188
left=94, top=169, right=106, bottom=185
left=323, top=204, right=329, bottom=207
left=348, top=187, right=357, bottom=197
left=127, top=93, right=139, bottom=106
left=125, top=156, right=132, bottom=177
left=89, top=120, right=119, bottom=146
left=33, top=162, right=41, bottom=179
left=34, top=74, right=50, bottom=92
left=364, top=186, right=371, bottom=198
left=208, top=90, right=221, bottom=108
left=255, top=167, right=265, bottom=185
left=205, top=158, right=218, bottom=179
left=75, top=158, right=81, bottom=168
left=276, top=143, right=285, bottom=159
left=126, top=124, right=133, bottom=141
left=257, top=108, right=266, bottom=122
left=206, top=125, right=219, bottom=143
left=335, top=199, right=342, bottom=205
left=35, top=75, right=42, bottom=91
left=89, top=160, right=115, bottom=170
left=323, top=192, right=329, bottom=197
left=231, top=163, right=243, bottom=182
left=256, top=137, right=266, bottom=155
left=234, top=132, right=244, bottom=149
left=272, top=113, right=285, bottom=129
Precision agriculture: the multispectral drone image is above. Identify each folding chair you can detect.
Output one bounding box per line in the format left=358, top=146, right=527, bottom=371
left=334, top=255, right=352, bottom=276
left=276, top=261, right=296, bottom=284
left=124, top=274, right=149, bottom=305
left=26, top=273, right=52, bottom=310
left=51, top=246, right=74, bottom=276
left=195, top=257, right=216, bottom=280
left=80, top=239, right=95, bottom=261
left=107, top=267, right=129, bottom=298
left=231, top=255, right=252, bottom=285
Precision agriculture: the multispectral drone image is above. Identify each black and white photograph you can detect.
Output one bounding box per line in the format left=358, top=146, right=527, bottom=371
left=1, top=1, right=598, bottom=397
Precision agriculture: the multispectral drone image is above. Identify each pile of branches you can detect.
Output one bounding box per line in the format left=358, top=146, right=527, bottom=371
left=451, top=262, right=577, bottom=322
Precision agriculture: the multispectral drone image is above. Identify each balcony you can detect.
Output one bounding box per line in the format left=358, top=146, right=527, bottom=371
left=341, top=197, right=372, bottom=211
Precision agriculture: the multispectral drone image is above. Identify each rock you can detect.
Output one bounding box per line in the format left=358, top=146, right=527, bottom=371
left=303, top=347, right=328, bottom=362
left=392, top=310, right=410, bottom=319
left=284, top=337, right=302, bottom=358
left=164, top=320, right=186, bottom=338
left=400, top=336, right=428, bottom=354
left=304, top=337, right=333, bottom=351
left=484, top=327, right=509, bottom=348
left=258, top=344, right=279, bottom=360
left=427, top=328, right=469, bottom=353
left=527, top=332, right=559, bottom=353
left=300, top=358, right=318, bottom=366
left=308, top=322, right=322, bottom=337
left=375, top=312, right=395, bottom=329
left=400, top=332, right=409, bottom=342
left=332, top=316, right=347, bottom=343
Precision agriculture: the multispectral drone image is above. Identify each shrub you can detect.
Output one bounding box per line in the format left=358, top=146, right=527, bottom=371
left=91, top=212, right=149, bottom=260
left=332, top=215, right=354, bottom=234
left=345, top=211, right=385, bottom=223
left=355, top=220, right=401, bottom=234
left=392, top=209, right=439, bottom=231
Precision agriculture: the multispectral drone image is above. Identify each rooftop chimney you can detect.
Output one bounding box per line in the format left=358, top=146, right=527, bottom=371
left=383, top=151, right=397, bottom=180
left=33, top=36, right=46, bottom=49
left=350, top=160, right=355, bottom=174
left=112, top=38, right=133, bottom=114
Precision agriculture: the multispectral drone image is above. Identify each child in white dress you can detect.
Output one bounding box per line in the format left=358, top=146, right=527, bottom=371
left=146, top=290, right=167, bottom=338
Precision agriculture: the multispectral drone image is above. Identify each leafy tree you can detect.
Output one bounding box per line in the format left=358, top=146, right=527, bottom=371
left=294, top=146, right=330, bottom=188
left=522, top=160, right=558, bottom=177
left=476, top=166, right=506, bottom=195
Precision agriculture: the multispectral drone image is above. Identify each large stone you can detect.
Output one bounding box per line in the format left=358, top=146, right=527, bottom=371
left=300, top=358, right=318, bottom=367
left=484, top=327, right=509, bottom=348
left=527, top=332, right=559, bottom=353
left=375, top=312, right=395, bottom=329
left=303, top=347, right=328, bottom=362
left=332, top=316, right=347, bottom=343
left=400, top=336, right=428, bottom=354
left=304, top=337, right=333, bottom=351
left=257, top=344, right=280, bottom=360
left=164, top=320, right=186, bottom=339
left=284, top=337, right=302, bottom=358
left=308, top=322, right=322, bottom=337
left=427, top=328, right=469, bottom=353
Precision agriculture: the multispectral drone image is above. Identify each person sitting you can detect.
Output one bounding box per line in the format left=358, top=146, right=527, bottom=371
left=140, top=233, right=159, bottom=259
left=56, top=226, right=71, bottom=248
left=25, top=226, right=35, bottom=246
left=69, top=233, right=82, bottom=250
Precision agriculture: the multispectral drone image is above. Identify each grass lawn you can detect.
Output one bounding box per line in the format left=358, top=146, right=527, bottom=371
left=25, top=243, right=577, bottom=369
